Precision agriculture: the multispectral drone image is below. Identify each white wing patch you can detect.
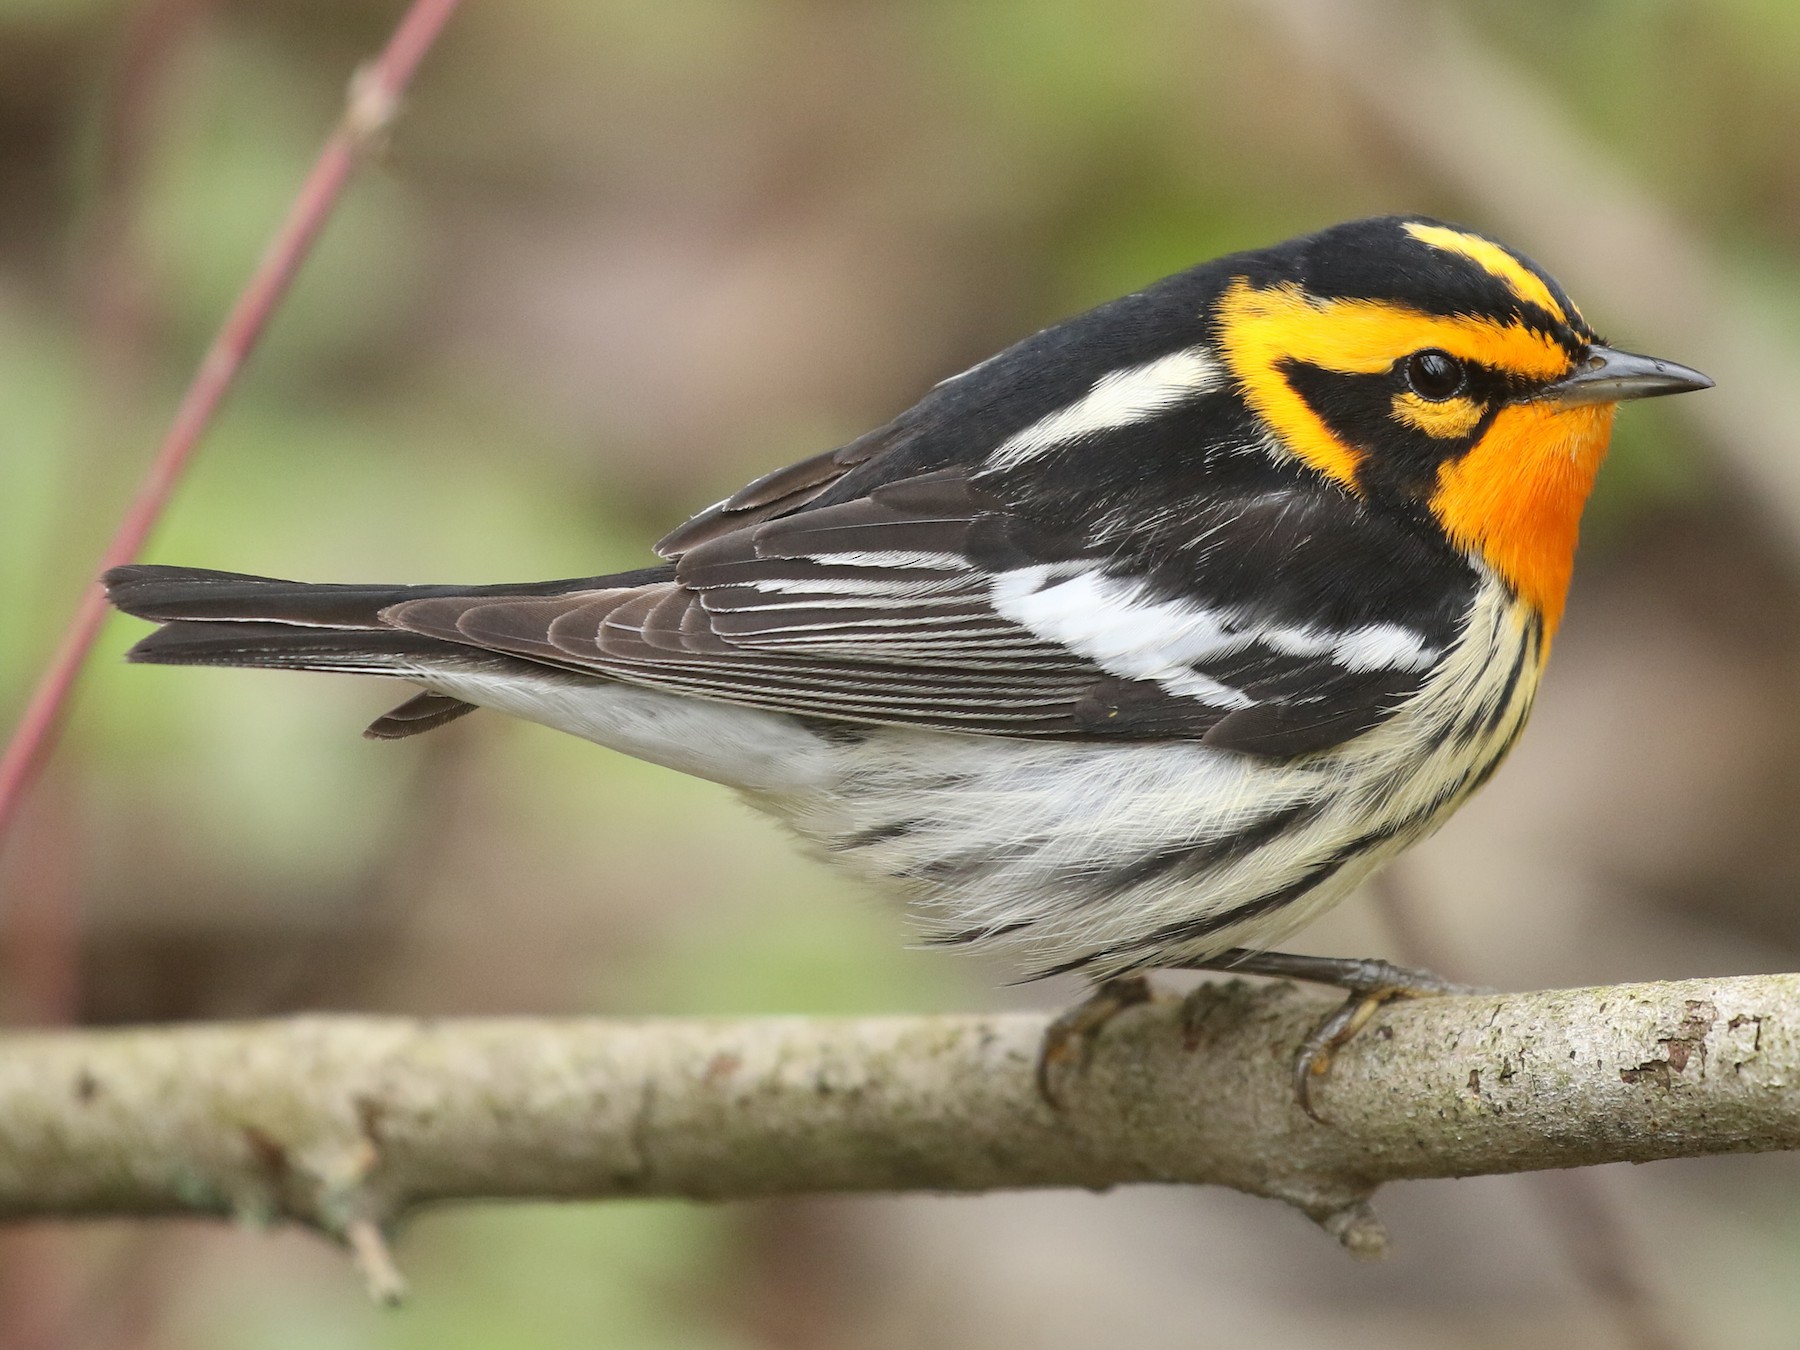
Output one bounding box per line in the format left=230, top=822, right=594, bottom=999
left=990, top=564, right=1440, bottom=707
left=1307, top=622, right=1438, bottom=673
left=798, top=550, right=972, bottom=570
left=985, top=346, right=1223, bottom=472
left=990, top=566, right=1253, bottom=706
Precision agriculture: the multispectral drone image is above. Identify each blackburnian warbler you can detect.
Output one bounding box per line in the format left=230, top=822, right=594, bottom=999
left=107, top=216, right=1712, bottom=1106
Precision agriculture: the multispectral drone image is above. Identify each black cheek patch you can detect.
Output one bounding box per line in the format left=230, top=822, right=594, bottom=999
left=1278, top=359, right=1497, bottom=506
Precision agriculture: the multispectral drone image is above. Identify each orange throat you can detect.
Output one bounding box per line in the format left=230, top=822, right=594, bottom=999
left=1429, top=401, right=1617, bottom=640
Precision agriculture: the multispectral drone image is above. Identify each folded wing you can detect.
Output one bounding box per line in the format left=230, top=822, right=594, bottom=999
left=387, top=468, right=1469, bottom=756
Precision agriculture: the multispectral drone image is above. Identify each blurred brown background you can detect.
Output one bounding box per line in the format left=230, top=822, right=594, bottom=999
left=2, top=0, right=1798, bottom=1346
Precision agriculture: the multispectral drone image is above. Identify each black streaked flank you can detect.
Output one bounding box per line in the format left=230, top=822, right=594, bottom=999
left=924, top=919, right=1037, bottom=949
left=1081, top=799, right=1325, bottom=901
left=906, top=836, right=1051, bottom=885
left=830, top=819, right=923, bottom=852
left=1029, top=850, right=1361, bottom=982
left=794, top=716, right=874, bottom=746
left=1466, top=715, right=1533, bottom=797
left=1487, top=615, right=1541, bottom=736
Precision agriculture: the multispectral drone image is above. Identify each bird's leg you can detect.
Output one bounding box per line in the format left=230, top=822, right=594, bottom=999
left=1035, top=975, right=1154, bottom=1108
left=1172, top=949, right=1488, bottom=1121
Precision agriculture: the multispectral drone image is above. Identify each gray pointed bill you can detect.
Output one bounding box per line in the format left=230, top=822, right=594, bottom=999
left=1540, top=345, right=1714, bottom=406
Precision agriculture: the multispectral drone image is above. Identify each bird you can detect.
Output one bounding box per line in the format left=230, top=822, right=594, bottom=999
left=106, top=215, right=1712, bottom=1110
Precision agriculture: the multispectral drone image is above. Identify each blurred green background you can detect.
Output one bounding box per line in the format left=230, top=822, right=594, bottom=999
left=3, top=1, right=1799, bottom=1347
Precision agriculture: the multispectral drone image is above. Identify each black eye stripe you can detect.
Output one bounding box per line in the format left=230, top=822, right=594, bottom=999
left=1403, top=349, right=1466, bottom=401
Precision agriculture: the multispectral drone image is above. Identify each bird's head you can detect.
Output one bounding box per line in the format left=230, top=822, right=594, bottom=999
left=1211, top=215, right=1711, bottom=634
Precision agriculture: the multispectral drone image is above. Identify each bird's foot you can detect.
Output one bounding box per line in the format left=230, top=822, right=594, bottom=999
left=1035, top=975, right=1153, bottom=1109
left=1175, top=950, right=1486, bottom=1122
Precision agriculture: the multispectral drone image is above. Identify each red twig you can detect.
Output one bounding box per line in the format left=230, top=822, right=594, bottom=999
left=0, top=0, right=463, bottom=855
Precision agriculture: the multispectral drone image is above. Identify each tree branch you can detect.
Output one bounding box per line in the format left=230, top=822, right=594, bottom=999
left=0, top=973, right=1794, bottom=1294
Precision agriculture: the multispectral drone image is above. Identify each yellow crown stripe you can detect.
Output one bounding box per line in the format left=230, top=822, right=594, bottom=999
left=1402, top=223, right=1569, bottom=325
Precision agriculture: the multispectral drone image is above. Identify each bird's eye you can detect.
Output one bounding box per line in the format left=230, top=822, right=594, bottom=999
left=1403, top=349, right=1466, bottom=401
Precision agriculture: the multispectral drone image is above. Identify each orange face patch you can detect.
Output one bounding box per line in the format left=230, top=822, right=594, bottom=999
left=1213, top=278, right=1573, bottom=489
left=1429, top=400, right=1616, bottom=638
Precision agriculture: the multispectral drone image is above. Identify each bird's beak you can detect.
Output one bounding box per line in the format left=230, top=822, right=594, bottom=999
left=1538, top=344, right=1714, bottom=407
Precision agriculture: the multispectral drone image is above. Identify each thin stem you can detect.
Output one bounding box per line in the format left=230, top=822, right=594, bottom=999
left=0, top=0, right=463, bottom=856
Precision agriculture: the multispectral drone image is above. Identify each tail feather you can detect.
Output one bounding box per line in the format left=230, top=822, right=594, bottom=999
left=119, top=618, right=530, bottom=742
left=123, top=619, right=462, bottom=674
left=363, top=691, right=478, bottom=740
left=106, top=565, right=422, bottom=628
left=103, top=562, right=673, bottom=627
left=105, top=562, right=669, bottom=741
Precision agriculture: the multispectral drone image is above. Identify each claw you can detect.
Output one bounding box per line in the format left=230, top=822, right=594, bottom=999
left=1035, top=975, right=1152, bottom=1109
left=1167, top=948, right=1486, bottom=1124
left=1292, top=987, right=1407, bottom=1122
left=1288, top=966, right=1485, bottom=1122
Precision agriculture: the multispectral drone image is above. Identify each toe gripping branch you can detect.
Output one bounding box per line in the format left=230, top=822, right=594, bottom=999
left=1031, top=952, right=1489, bottom=1257
left=1036, top=950, right=1487, bottom=1122
left=1035, top=976, right=1154, bottom=1108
